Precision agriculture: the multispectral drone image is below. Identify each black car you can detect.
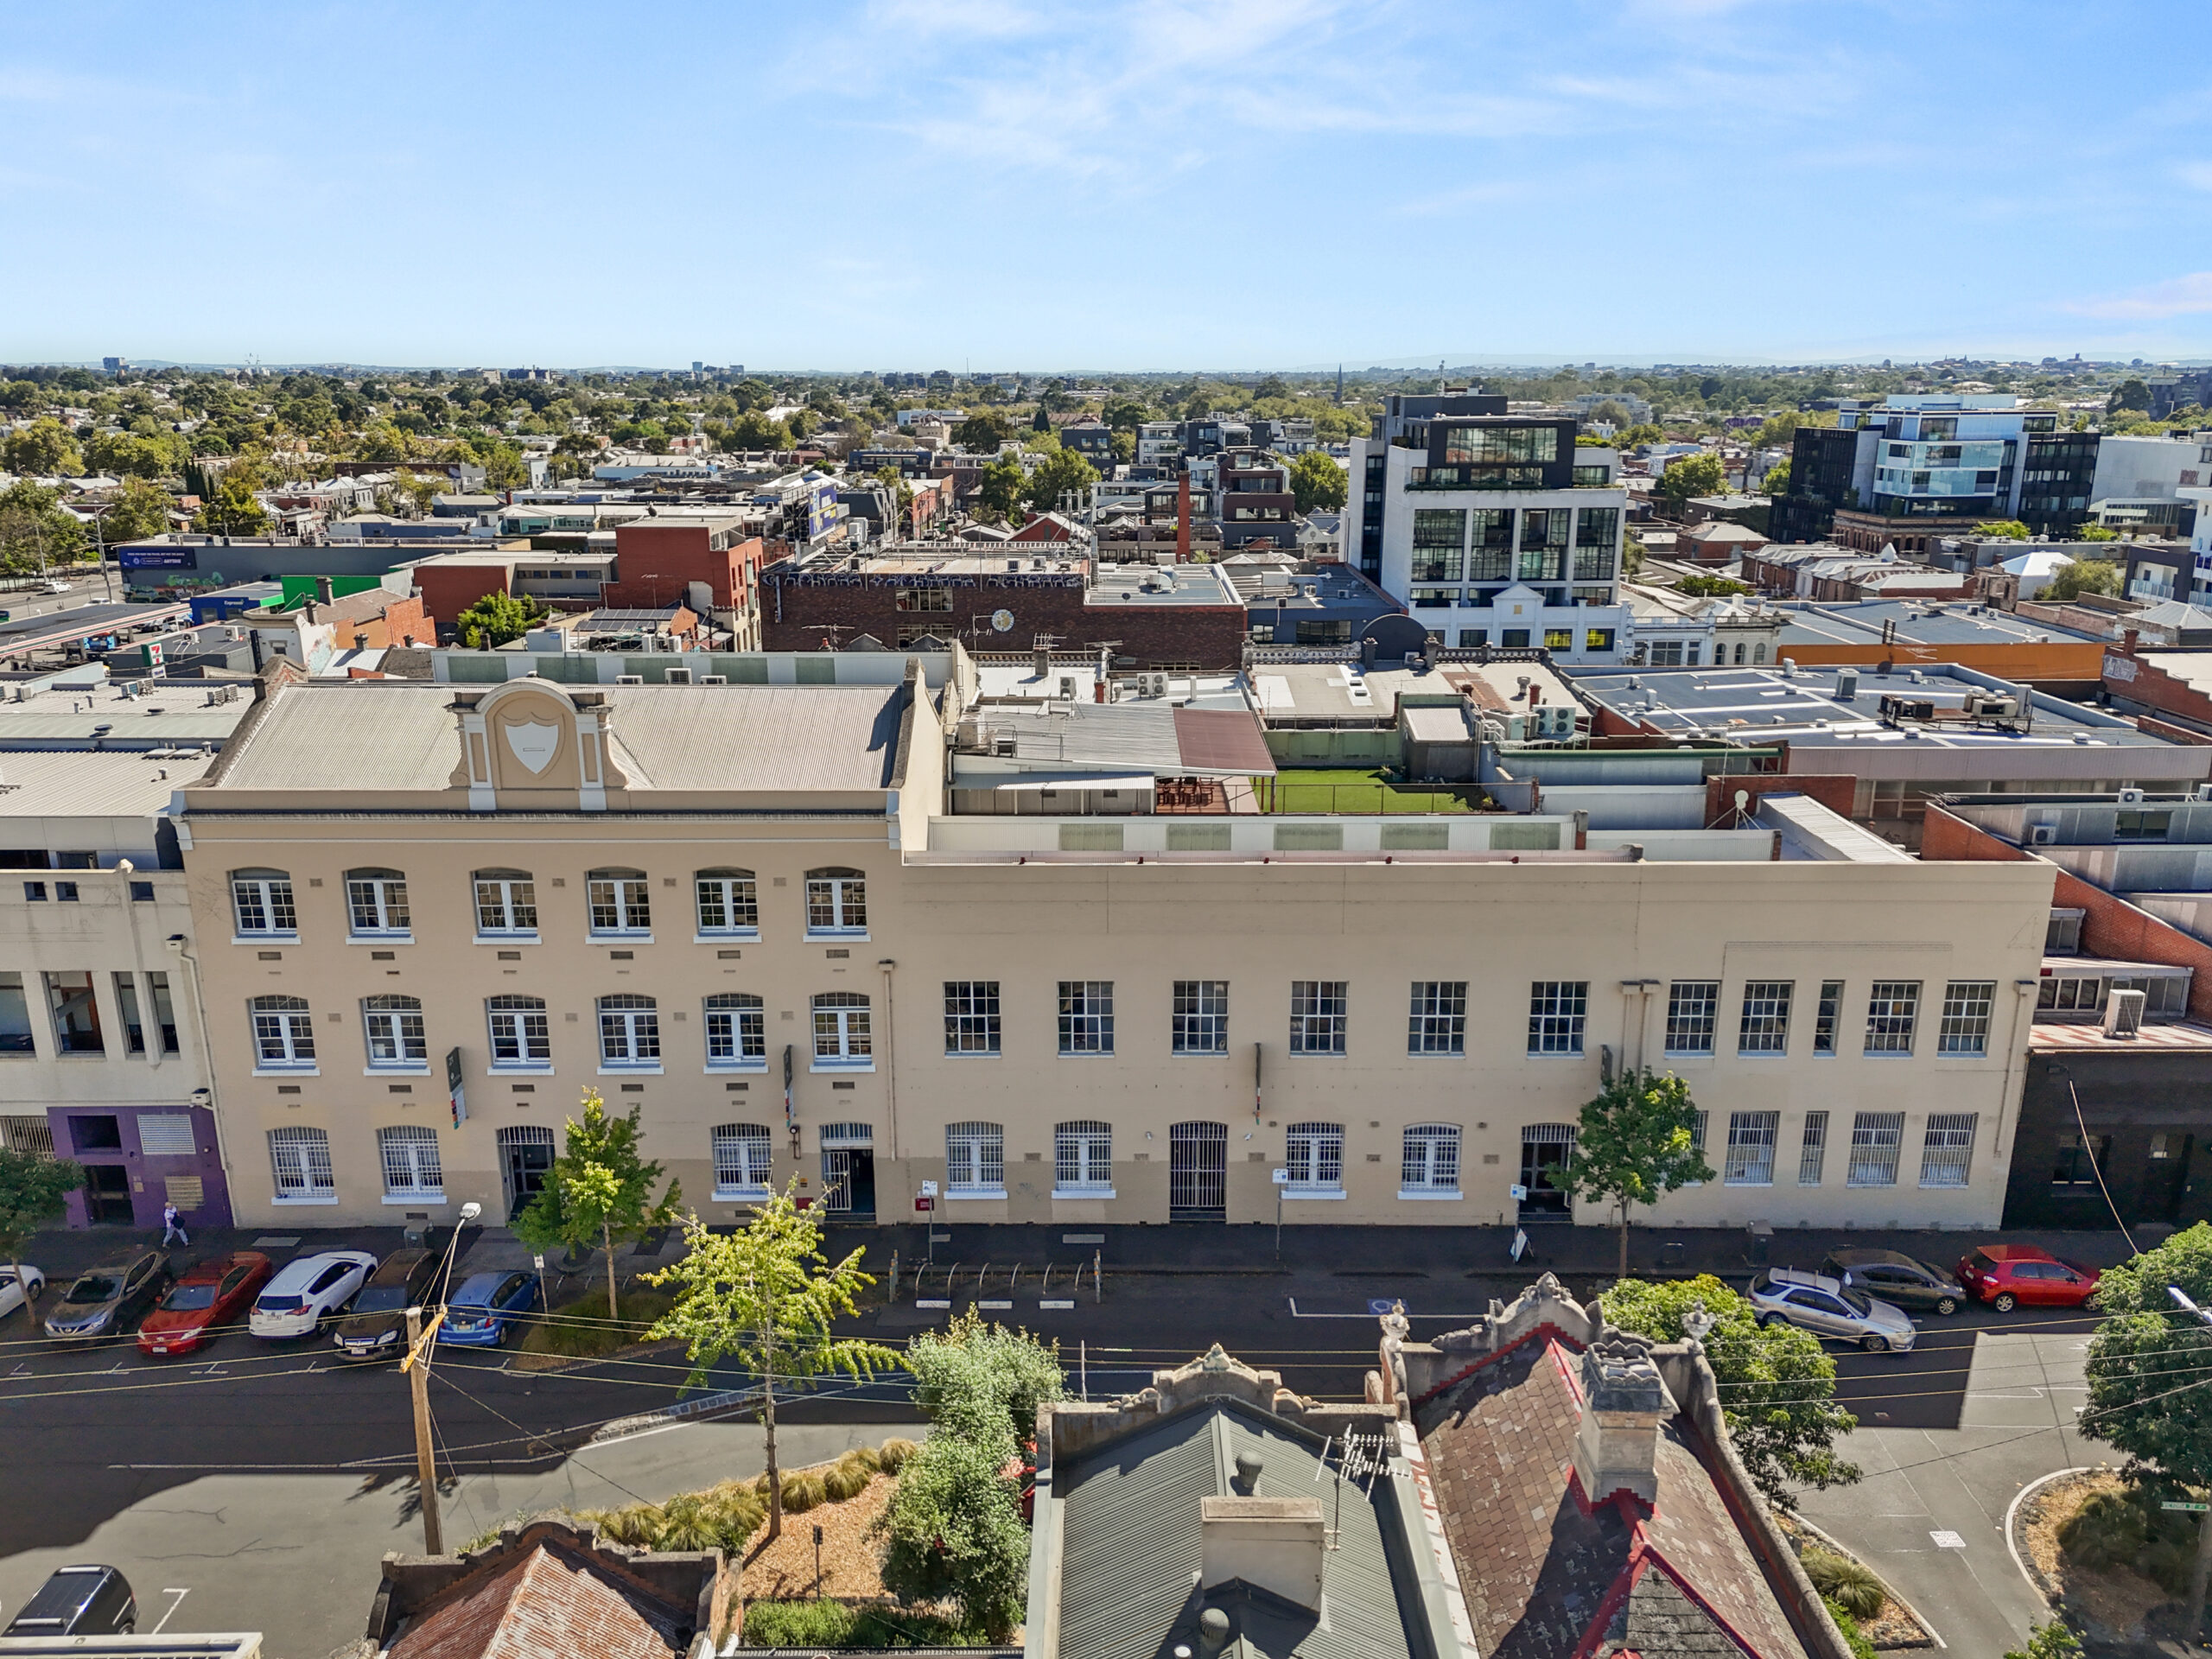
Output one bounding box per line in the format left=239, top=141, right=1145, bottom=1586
left=330, top=1248, right=445, bottom=1362
left=3, top=1563, right=136, bottom=1633
left=1821, top=1249, right=1967, bottom=1315
left=42, top=1249, right=169, bottom=1340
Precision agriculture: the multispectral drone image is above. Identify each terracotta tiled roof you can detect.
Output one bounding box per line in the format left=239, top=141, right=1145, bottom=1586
left=389, top=1538, right=690, bottom=1659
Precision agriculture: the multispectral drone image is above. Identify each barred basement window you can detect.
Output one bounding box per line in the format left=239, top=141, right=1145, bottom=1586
left=1054, top=1121, right=1112, bottom=1193
left=1285, top=1122, right=1345, bottom=1192
left=1918, top=1113, right=1977, bottom=1187
left=378, top=1124, right=442, bottom=1198
left=711, top=1122, right=773, bottom=1196
left=1846, top=1111, right=1906, bottom=1186
left=269, top=1126, right=334, bottom=1198
left=1796, top=1111, right=1828, bottom=1185
left=1724, top=1112, right=1779, bottom=1185
left=945, top=1122, right=1005, bottom=1195
left=1401, top=1124, right=1460, bottom=1193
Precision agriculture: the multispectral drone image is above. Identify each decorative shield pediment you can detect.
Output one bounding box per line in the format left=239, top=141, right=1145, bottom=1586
left=503, top=718, right=562, bottom=774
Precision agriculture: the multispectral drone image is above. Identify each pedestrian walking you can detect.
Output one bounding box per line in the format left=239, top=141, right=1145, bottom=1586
left=162, top=1201, right=188, bottom=1248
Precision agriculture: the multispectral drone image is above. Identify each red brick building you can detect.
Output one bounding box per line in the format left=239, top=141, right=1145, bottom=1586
left=608, top=516, right=773, bottom=648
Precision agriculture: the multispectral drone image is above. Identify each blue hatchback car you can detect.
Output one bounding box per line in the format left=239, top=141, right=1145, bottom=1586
left=441, top=1269, right=540, bottom=1348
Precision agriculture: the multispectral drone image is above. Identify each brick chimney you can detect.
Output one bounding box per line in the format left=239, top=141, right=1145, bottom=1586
left=1571, top=1337, right=1673, bottom=1507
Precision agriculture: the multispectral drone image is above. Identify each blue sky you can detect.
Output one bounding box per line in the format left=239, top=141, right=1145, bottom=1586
left=6, top=1, right=2212, bottom=370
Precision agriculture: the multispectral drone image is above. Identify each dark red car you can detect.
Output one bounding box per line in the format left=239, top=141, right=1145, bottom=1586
left=1956, top=1245, right=2101, bottom=1313
left=137, top=1251, right=273, bottom=1357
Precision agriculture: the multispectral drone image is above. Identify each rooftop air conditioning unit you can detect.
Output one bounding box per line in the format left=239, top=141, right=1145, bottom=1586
left=2030, top=824, right=2058, bottom=847
left=614, top=674, right=645, bottom=684
left=2103, top=988, right=2146, bottom=1039
left=664, top=667, right=693, bottom=683
left=1146, top=673, right=1167, bottom=696
left=699, top=674, right=728, bottom=685
left=2119, top=786, right=2146, bottom=807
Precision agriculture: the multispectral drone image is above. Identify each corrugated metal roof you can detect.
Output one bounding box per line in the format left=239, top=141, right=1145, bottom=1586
left=0, top=749, right=206, bottom=817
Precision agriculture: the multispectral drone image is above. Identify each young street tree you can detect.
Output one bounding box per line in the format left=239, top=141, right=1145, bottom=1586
left=0, top=1147, right=85, bottom=1328
left=1554, top=1068, right=1713, bottom=1280
left=647, top=1186, right=894, bottom=1541
left=512, top=1090, right=681, bottom=1324
left=1602, top=1274, right=1859, bottom=1506
left=455, top=589, right=550, bottom=648
left=2080, top=1220, right=2212, bottom=1637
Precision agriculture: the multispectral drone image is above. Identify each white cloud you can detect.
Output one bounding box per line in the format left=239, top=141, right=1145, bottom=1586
left=2069, top=273, right=2212, bottom=321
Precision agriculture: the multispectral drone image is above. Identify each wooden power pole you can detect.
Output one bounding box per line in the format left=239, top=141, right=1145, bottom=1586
left=404, top=1306, right=443, bottom=1554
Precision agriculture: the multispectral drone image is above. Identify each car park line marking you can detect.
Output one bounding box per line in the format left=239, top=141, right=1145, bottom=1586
left=152, top=1588, right=191, bottom=1634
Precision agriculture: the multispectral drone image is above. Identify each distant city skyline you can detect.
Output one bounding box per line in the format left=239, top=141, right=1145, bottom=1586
left=6, top=1, right=2212, bottom=368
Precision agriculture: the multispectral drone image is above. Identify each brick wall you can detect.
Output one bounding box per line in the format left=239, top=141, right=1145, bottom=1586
left=1704, top=773, right=1855, bottom=825
left=607, top=525, right=771, bottom=613
left=415, top=563, right=512, bottom=635
left=2105, top=647, right=2212, bottom=732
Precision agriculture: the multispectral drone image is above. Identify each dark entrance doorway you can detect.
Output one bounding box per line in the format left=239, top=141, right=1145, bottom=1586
left=1519, top=1124, right=1577, bottom=1219
left=2146, top=1132, right=2194, bottom=1222
left=1170, top=1121, right=1229, bottom=1220
left=820, top=1124, right=875, bottom=1218
left=498, top=1126, right=556, bottom=1221
left=83, top=1164, right=133, bottom=1224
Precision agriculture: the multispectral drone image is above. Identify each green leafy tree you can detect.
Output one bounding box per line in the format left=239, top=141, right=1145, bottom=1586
left=1109, top=429, right=1136, bottom=464
left=877, top=1430, right=1030, bottom=1641
left=977, top=456, right=1027, bottom=522
left=86, top=431, right=181, bottom=480
left=454, top=589, right=550, bottom=648
left=1102, top=398, right=1149, bottom=431
left=2002, top=1624, right=2082, bottom=1659
left=513, top=1090, right=681, bottom=1324
left=1675, top=574, right=1749, bottom=598
left=1759, top=461, right=1791, bottom=496
left=2075, top=524, right=2119, bottom=543
left=3, top=417, right=84, bottom=477
left=1554, top=1068, right=1713, bottom=1279
left=645, top=1186, right=893, bottom=1540
left=2081, top=1221, right=2212, bottom=1634
left=1289, top=450, right=1349, bottom=514
left=1600, top=1274, right=1859, bottom=1505
left=2044, top=558, right=2120, bottom=601
left=193, top=471, right=270, bottom=537
left=0, top=1147, right=86, bottom=1327
left=955, top=411, right=1014, bottom=451
left=905, top=1309, right=1065, bottom=1443
left=1655, top=452, right=1729, bottom=512
left=1027, top=447, right=1098, bottom=516
left=476, top=441, right=529, bottom=490
left=98, top=477, right=175, bottom=546
left=728, top=410, right=791, bottom=451
left=1972, top=519, right=2031, bottom=541
left=0, top=480, right=90, bottom=571
left=2108, top=378, right=2152, bottom=416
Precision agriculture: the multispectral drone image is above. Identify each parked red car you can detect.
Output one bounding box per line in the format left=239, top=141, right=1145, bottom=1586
left=1956, top=1245, right=2101, bottom=1313
left=137, top=1251, right=274, bottom=1357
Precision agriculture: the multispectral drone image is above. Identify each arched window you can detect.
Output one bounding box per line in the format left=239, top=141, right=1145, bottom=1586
left=269, top=1126, right=334, bottom=1199
left=1053, top=1121, right=1111, bottom=1195
left=1401, top=1123, right=1460, bottom=1195
left=811, top=992, right=871, bottom=1064
left=486, top=995, right=550, bottom=1066
left=362, top=994, right=427, bottom=1067
left=1284, top=1122, right=1345, bottom=1193
left=232, top=869, right=296, bottom=938
left=597, top=994, right=659, bottom=1065
left=251, top=995, right=315, bottom=1068
left=378, top=1124, right=443, bottom=1198
left=945, top=1122, right=1005, bottom=1195
left=587, top=868, right=652, bottom=936
left=711, top=1122, right=773, bottom=1197
left=695, top=869, right=760, bottom=938
left=474, top=869, right=537, bottom=937
left=804, top=868, right=867, bottom=936
left=704, top=993, right=766, bottom=1066
left=345, top=868, right=410, bottom=938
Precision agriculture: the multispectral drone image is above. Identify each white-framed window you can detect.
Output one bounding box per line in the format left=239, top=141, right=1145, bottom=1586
left=1723, top=1111, right=1779, bottom=1185
left=1289, top=981, right=1347, bottom=1055
left=587, top=868, right=652, bottom=936
left=1738, top=981, right=1792, bottom=1056
left=598, top=994, right=660, bottom=1065
left=251, top=995, right=315, bottom=1068
left=378, top=1124, right=443, bottom=1198
left=1918, top=1113, right=1977, bottom=1187
left=345, top=868, right=410, bottom=938
left=1173, top=980, right=1229, bottom=1055
left=1813, top=979, right=1843, bottom=1055
left=362, top=995, right=428, bottom=1068
left=945, top=1121, right=1005, bottom=1196
left=711, top=1122, right=773, bottom=1198
left=1401, top=1123, right=1461, bottom=1195
left=812, top=992, right=872, bottom=1065
left=1408, top=981, right=1467, bottom=1055
left=1058, top=981, right=1114, bottom=1055
left=944, top=981, right=1001, bottom=1056
left=804, top=867, right=867, bottom=936
left=1937, top=982, right=1995, bottom=1057
left=486, top=995, right=550, bottom=1066
left=1285, top=1121, right=1345, bottom=1193
left=696, top=869, right=760, bottom=938
left=1529, top=981, right=1588, bottom=1055
left=1846, top=1110, right=1906, bottom=1185
left=1864, top=981, right=1920, bottom=1056
left=1054, top=1120, right=1112, bottom=1195
left=269, top=1125, right=334, bottom=1200
left=232, top=869, right=296, bottom=938
left=1665, top=981, right=1719, bottom=1056
left=474, top=871, right=537, bottom=938
left=704, top=993, right=766, bottom=1067
left=1797, top=1110, right=1828, bottom=1185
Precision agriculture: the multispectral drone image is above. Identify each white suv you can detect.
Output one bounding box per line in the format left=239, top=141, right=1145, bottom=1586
left=1747, top=1268, right=1916, bottom=1354
left=248, top=1251, right=378, bottom=1339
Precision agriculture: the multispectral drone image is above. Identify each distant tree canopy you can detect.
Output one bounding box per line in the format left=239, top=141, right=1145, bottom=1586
left=2044, top=558, right=2120, bottom=601
left=1289, top=449, right=1348, bottom=513
left=1655, top=452, right=1728, bottom=510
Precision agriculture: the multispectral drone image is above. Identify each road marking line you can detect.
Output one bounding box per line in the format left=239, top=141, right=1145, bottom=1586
left=152, top=1588, right=190, bottom=1635
left=1929, top=1530, right=1967, bottom=1549
left=1286, top=1297, right=1483, bottom=1319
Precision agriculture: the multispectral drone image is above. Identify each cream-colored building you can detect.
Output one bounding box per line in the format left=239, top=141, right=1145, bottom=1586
left=175, top=659, right=2056, bottom=1235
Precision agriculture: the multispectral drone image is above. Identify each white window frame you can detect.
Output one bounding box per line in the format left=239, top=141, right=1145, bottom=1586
left=1846, top=1110, right=1906, bottom=1186
left=1936, top=981, right=1995, bottom=1057
left=1408, top=981, right=1467, bottom=1056
left=1813, top=979, right=1843, bottom=1056
left=251, top=995, right=316, bottom=1072
left=1053, top=1120, right=1113, bottom=1198
left=1738, top=981, right=1792, bottom=1056
left=486, top=995, right=551, bottom=1070
left=474, top=873, right=538, bottom=939
left=944, top=1121, right=1006, bottom=1198
left=361, top=995, right=429, bottom=1071
left=587, top=871, right=652, bottom=938
left=378, top=1124, right=443, bottom=1202
left=812, top=993, right=873, bottom=1068
left=944, top=981, right=1001, bottom=1057
left=1289, top=980, right=1347, bottom=1056
left=1918, top=1112, right=1977, bottom=1188
left=1284, top=1121, right=1346, bottom=1198
left=704, top=993, right=766, bottom=1070
left=345, top=870, right=411, bottom=940
left=1400, top=1122, right=1462, bottom=1198
left=804, top=868, right=868, bottom=938
left=269, top=1125, right=334, bottom=1203
left=597, top=995, right=661, bottom=1070
left=1665, top=981, right=1719, bottom=1057
left=232, top=871, right=297, bottom=940
left=1058, top=981, right=1114, bottom=1056
left=695, top=870, right=760, bottom=940
left=1864, top=981, right=1920, bottom=1057
left=1528, top=981, right=1588, bottom=1056
left=1173, top=980, right=1230, bottom=1056
left=711, top=1122, right=773, bottom=1200
left=1723, top=1111, right=1779, bottom=1185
